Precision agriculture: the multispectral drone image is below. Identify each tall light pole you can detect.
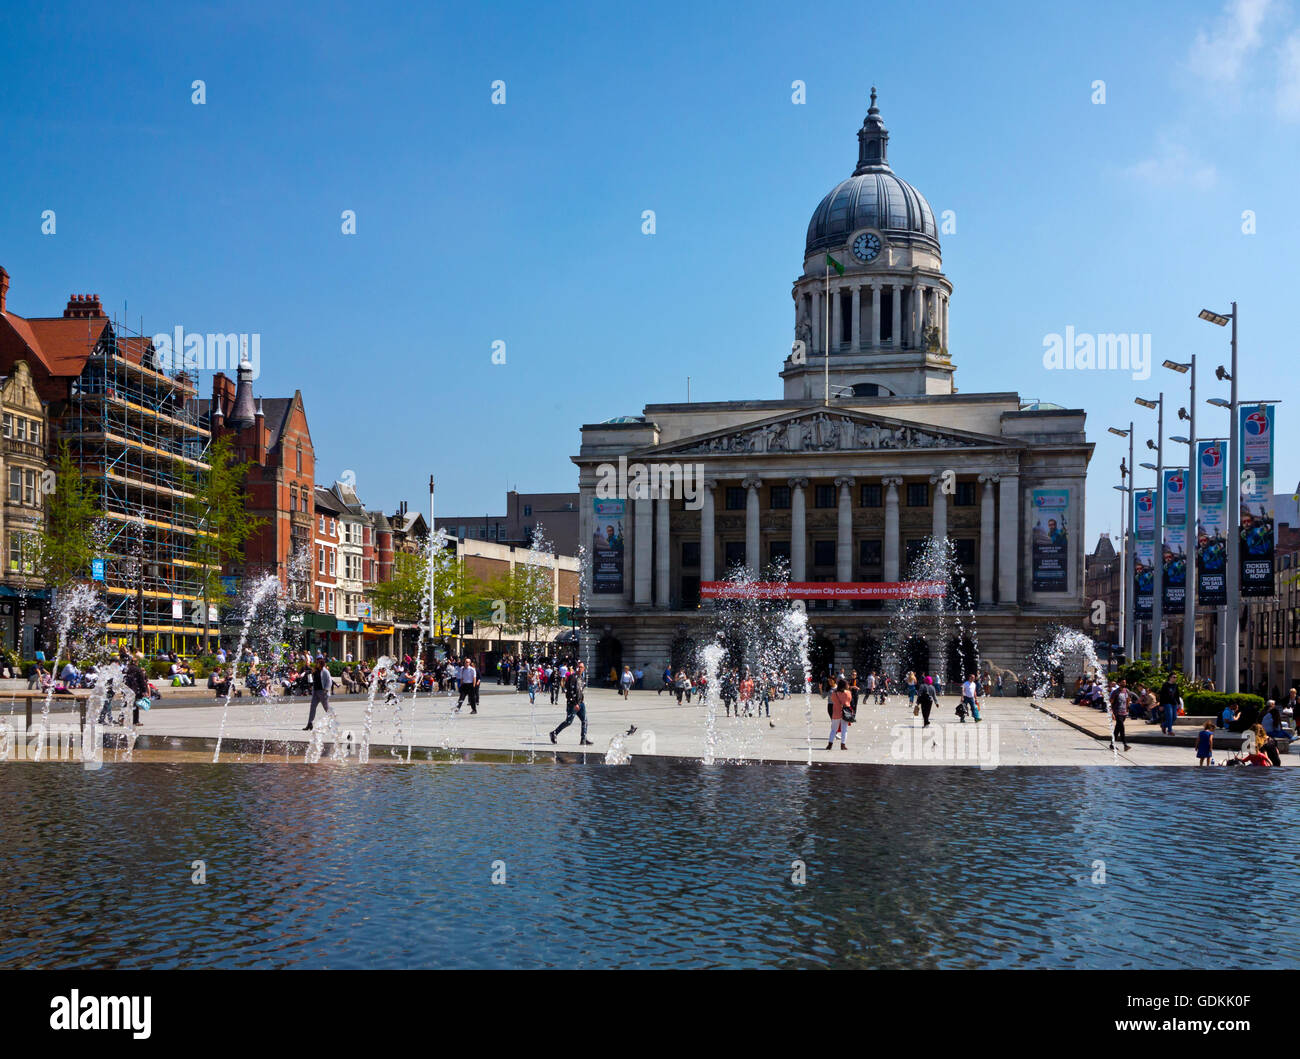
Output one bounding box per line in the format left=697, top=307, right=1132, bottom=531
left=1137, top=394, right=1164, bottom=665
left=1109, top=423, right=1134, bottom=660
left=1200, top=304, right=1237, bottom=690
left=428, top=475, right=436, bottom=665
left=1165, top=356, right=1196, bottom=680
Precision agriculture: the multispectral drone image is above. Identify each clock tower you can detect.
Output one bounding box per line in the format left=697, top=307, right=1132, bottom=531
left=782, top=88, right=954, bottom=400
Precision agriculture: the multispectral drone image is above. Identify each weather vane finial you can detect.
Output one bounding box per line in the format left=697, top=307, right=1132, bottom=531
left=870, top=85, right=877, bottom=109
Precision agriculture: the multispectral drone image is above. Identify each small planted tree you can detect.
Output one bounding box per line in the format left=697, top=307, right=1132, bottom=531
left=181, top=433, right=265, bottom=652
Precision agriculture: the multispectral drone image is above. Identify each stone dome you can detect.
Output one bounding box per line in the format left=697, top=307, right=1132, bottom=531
left=804, top=89, right=939, bottom=256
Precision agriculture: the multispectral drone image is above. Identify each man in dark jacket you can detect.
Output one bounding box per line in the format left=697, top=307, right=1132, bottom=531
left=304, top=660, right=334, bottom=730
left=1157, top=674, right=1181, bottom=735
left=550, top=662, right=592, bottom=746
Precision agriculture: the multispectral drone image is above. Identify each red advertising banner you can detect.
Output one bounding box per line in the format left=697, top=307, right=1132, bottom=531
left=700, top=581, right=946, bottom=600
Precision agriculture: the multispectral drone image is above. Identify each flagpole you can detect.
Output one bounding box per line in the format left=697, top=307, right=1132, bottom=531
left=824, top=260, right=830, bottom=406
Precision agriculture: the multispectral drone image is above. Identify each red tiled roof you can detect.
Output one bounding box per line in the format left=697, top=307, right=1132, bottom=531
left=0, top=311, right=109, bottom=377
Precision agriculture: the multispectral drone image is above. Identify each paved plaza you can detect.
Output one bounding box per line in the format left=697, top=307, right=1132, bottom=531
left=4, top=684, right=1240, bottom=766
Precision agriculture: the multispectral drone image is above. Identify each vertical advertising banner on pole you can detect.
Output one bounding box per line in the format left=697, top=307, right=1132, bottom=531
left=1134, top=488, right=1155, bottom=618
left=1029, top=489, right=1070, bottom=591
left=1239, top=404, right=1275, bottom=597
left=591, top=499, right=626, bottom=594
left=1196, top=440, right=1227, bottom=607
left=1162, top=469, right=1187, bottom=613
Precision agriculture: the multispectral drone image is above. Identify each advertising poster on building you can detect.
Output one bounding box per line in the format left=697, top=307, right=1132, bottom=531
left=1195, top=440, right=1227, bottom=607
left=1133, top=488, right=1155, bottom=618
left=1240, top=404, right=1276, bottom=596
left=591, top=499, right=626, bottom=594
left=1029, top=489, right=1069, bottom=592
left=1161, top=469, right=1187, bottom=613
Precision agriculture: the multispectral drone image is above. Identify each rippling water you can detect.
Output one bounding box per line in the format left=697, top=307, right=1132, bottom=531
left=1, top=761, right=1296, bottom=969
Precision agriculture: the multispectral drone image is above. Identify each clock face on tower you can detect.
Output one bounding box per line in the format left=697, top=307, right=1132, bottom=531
left=852, top=231, right=881, bottom=263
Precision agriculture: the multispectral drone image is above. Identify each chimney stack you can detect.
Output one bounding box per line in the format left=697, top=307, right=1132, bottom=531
left=0, top=267, right=9, bottom=314
left=63, top=293, right=106, bottom=319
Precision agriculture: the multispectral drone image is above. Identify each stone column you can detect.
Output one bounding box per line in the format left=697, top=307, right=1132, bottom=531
left=941, top=294, right=949, bottom=351
left=789, top=477, right=808, bottom=582
left=883, top=476, right=902, bottom=582
left=835, top=476, right=854, bottom=607
left=655, top=495, right=671, bottom=609
left=979, top=473, right=997, bottom=606
left=830, top=288, right=842, bottom=353
left=915, top=285, right=926, bottom=347
left=634, top=493, right=653, bottom=605
left=870, top=282, right=881, bottom=349
left=891, top=285, right=901, bottom=348
left=998, top=472, right=1020, bottom=605
left=699, top=481, right=715, bottom=585
left=811, top=289, right=821, bottom=353
left=930, top=472, right=947, bottom=542
left=850, top=286, right=861, bottom=351
left=744, top=476, right=762, bottom=578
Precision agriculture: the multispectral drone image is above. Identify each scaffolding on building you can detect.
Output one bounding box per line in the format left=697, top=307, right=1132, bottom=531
left=52, top=316, right=220, bottom=656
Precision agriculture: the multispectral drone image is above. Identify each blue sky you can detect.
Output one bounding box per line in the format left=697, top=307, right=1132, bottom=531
left=2, top=0, right=1296, bottom=545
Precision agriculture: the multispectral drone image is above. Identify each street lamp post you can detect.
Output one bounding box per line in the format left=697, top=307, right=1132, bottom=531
left=1200, top=304, right=1238, bottom=691
left=1109, top=423, right=1135, bottom=661
left=1165, top=356, right=1197, bottom=681
left=1136, top=395, right=1164, bottom=665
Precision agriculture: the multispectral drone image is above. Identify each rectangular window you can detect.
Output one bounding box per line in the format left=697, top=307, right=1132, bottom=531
left=2, top=414, right=10, bottom=438
left=905, top=539, right=926, bottom=568
left=860, top=484, right=882, bottom=507
left=330, top=519, right=336, bottom=537
left=318, top=546, right=325, bottom=569
left=319, top=516, right=325, bottom=534
left=769, top=540, right=791, bottom=565
left=523, top=504, right=532, bottom=516
left=8, top=468, right=20, bottom=503
left=724, top=540, right=746, bottom=570
left=681, top=541, right=700, bottom=568
left=769, top=485, right=791, bottom=510
left=813, top=540, right=836, bottom=567
left=814, top=485, right=836, bottom=508
left=31, top=421, right=40, bottom=444
left=725, top=487, right=746, bottom=511
left=859, top=539, right=882, bottom=567
left=23, top=470, right=36, bottom=505
left=14, top=418, right=26, bottom=442
left=955, top=538, right=976, bottom=565
left=907, top=483, right=929, bottom=507
left=329, top=552, right=336, bottom=575
left=955, top=481, right=977, bottom=506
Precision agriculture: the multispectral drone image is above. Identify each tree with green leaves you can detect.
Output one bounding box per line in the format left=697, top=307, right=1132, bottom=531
left=181, top=433, right=265, bottom=652
left=34, top=440, right=99, bottom=591
left=481, top=560, right=557, bottom=657
left=371, top=545, right=487, bottom=646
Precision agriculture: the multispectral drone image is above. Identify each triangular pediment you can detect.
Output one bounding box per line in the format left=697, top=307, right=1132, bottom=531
left=637, top=407, right=1016, bottom=458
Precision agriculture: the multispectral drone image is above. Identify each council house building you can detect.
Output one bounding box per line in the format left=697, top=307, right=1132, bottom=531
left=573, top=91, right=1093, bottom=683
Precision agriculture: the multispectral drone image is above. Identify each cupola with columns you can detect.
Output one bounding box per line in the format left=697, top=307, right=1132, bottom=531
left=782, top=88, right=953, bottom=401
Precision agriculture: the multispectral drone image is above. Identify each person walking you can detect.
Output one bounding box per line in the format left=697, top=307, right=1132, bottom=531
left=1196, top=720, right=1214, bottom=765
left=1157, top=673, right=1180, bottom=736
left=619, top=665, right=634, bottom=699
left=303, top=659, right=334, bottom=731
left=961, top=672, right=981, bottom=723
left=906, top=671, right=917, bottom=707
left=826, top=676, right=851, bottom=750
left=916, top=677, right=935, bottom=728
left=1109, top=679, right=1131, bottom=751
left=457, top=657, right=479, bottom=714
left=550, top=662, right=592, bottom=745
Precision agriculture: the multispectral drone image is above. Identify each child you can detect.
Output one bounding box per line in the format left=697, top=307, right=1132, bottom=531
left=1196, top=720, right=1214, bottom=766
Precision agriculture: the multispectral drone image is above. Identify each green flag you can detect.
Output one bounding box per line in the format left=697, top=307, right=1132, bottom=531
left=826, top=254, right=845, bottom=276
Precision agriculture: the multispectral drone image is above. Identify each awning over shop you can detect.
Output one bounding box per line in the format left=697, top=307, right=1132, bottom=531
left=301, top=612, right=336, bottom=631
left=335, top=620, right=362, bottom=633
